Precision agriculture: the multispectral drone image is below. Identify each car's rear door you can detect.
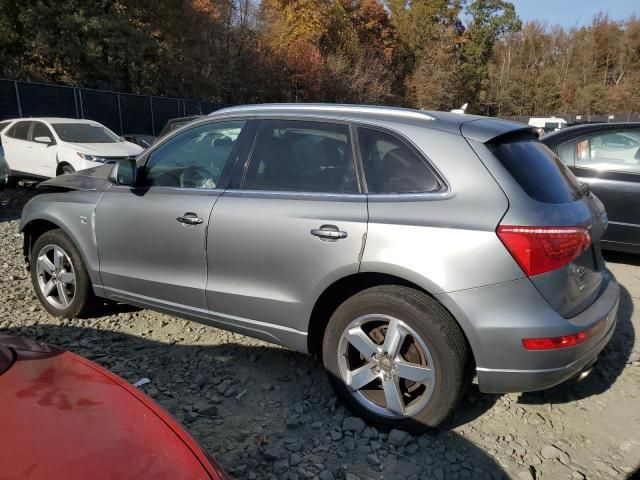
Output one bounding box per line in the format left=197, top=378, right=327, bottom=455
left=205, top=118, right=367, bottom=349
left=557, top=128, right=640, bottom=251
left=95, top=119, right=250, bottom=312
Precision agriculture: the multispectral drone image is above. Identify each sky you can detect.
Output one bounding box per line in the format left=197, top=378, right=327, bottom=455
left=509, top=0, right=638, bottom=28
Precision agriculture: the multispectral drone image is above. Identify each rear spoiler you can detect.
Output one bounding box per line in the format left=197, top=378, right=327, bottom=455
left=461, top=118, right=538, bottom=144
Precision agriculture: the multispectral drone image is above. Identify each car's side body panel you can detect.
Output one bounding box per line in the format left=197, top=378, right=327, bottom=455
left=94, top=185, right=221, bottom=309
left=20, top=190, right=106, bottom=293
left=361, top=123, right=523, bottom=294
left=206, top=191, right=367, bottom=345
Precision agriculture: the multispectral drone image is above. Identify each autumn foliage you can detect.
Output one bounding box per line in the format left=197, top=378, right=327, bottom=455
left=0, top=0, right=638, bottom=114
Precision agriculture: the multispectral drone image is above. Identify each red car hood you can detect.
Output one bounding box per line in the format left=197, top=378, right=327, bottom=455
left=0, top=336, right=225, bottom=480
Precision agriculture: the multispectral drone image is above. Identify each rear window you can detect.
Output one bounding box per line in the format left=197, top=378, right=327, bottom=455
left=491, top=138, right=582, bottom=204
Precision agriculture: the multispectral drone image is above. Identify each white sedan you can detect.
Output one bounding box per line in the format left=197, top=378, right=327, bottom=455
left=0, top=118, right=143, bottom=185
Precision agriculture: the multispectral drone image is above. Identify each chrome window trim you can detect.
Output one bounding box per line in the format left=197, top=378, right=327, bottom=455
left=352, top=122, right=452, bottom=196
left=222, top=189, right=367, bottom=202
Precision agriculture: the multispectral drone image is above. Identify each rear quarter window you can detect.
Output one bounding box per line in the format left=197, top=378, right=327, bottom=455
left=490, top=137, right=582, bottom=204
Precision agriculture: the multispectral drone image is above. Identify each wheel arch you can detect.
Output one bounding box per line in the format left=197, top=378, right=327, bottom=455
left=55, top=162, right=73, bottom=176
left=307, top=272, right=477, bottom=371
left=21, top=217, right=95, bottom=280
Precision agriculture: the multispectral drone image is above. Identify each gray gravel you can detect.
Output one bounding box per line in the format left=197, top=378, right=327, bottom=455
left=1, top=187, right=640, bottom=479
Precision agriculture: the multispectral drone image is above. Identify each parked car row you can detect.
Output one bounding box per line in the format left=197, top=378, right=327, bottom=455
left=20, top=104, right=620, bottom=433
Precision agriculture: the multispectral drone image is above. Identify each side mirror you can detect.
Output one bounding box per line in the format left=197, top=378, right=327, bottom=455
left=108, top=159, right=137, bottom=186
left=34, top=136, right=53, bottom=145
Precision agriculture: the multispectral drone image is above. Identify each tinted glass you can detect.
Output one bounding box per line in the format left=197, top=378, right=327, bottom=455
left=243, top=120, right=358, bottom=193
left=9, top=121, right=30, bottom=140
left=557, top=141, right=575, bottom=166
left=491, top=138, right=582, bottom=204
left=358, top=127, right=439, bottom=193
left=32, top=122, right=53, bottom=141
left=52, top=123, right=121, bottom=143
left=145, top=120, right=244, bottom=188
left=576, top=130, right=640, bottom=174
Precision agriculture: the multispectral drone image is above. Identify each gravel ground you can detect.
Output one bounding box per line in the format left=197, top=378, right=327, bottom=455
left=1, top=186, right=639, bottom=480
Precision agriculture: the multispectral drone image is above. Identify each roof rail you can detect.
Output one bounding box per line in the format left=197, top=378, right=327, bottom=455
left=210, top=103, right=436, bottom=121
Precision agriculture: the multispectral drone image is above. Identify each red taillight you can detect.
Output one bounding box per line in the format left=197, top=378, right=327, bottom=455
left=523, top=319, right=606, bottom=350
left=497, top=225, right=591, bottom=276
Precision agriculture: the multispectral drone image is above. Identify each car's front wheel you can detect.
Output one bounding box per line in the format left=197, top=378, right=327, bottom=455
left=30, top=229, right=96, bottom=318
left=58, top=164, right=75, bottom=176
left=323, top=285, right=470, bottom=433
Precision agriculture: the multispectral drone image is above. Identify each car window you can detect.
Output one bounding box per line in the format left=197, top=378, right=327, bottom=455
left=8, top=121, right=30, bottom=140
left=145, top=120, right=245, bottom=189
left=557, top=141, right=575, bottom=166
left=358, top=127, right=440, bottom=193
left=52, top=123, right=121, bottom=143
left=243, top=120, right=358, bottom=193
left=31, top=122, right=54, bottom=142
left=491, top=137, right=582, bottom=204
left=576, top=130, right=640, bottom=174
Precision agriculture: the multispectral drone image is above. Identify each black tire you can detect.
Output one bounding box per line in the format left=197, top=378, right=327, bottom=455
left=1, top=162, right=16, bottom=189
left=322, top=285, right=470, bottom=433
left=58, top=164, right=75, bottom=176
left=30, top=229, right=97, bottom=318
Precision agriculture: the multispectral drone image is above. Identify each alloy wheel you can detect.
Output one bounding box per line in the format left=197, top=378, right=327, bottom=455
left=337, top=314, right=436, bottom=418
left=35, top=244, right=76, bottom=310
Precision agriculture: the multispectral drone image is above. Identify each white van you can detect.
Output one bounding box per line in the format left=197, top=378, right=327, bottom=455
left=528, top=117, right=567, bottom=133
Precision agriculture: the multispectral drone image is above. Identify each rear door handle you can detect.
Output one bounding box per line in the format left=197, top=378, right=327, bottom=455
left=311, top=225, right=348, bottom=241
left=177, top=212, right=203, bottom=226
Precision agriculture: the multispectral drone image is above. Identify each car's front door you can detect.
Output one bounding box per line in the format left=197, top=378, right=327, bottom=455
left=95, top=119, right=250, bottom=312
left=29, top=122, right=57, bottom=177
left=205, top=119, right=368, bottom=348
left=563, top=128, right=640, bottom=249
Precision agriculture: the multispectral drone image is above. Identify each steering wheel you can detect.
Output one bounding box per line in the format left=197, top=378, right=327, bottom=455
left=179, top=165, right=216, bottom=189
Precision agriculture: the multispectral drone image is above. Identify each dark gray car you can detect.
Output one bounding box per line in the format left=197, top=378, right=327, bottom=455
left=20, top=104, right=619, bottom=432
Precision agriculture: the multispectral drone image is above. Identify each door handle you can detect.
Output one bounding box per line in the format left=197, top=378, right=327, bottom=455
left=176, top=213, right=203, bottom=226
left=310, top=225, right=348, bottom=241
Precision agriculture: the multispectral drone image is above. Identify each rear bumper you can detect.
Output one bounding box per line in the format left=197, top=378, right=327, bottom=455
left=437, top=271, right=620, bottom=394
left=476, top=307, right=617, bottom=393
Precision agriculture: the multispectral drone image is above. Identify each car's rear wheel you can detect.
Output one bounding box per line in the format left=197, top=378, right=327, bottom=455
left=30, top=229, right=96, bottom=318
left=323, top=285, right=470, bottom=433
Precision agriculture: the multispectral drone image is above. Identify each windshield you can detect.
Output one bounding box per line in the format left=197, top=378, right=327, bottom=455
left=53, top=123, right=122, bottom=143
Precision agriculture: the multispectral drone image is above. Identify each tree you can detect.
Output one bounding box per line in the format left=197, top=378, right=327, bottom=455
left=0, top=0, right=153, bottom=91
left=461, top=0, right=521, bottom=113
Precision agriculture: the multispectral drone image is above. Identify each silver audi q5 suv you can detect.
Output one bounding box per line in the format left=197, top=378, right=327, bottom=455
left=21, top=104, right=620, bottom=432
